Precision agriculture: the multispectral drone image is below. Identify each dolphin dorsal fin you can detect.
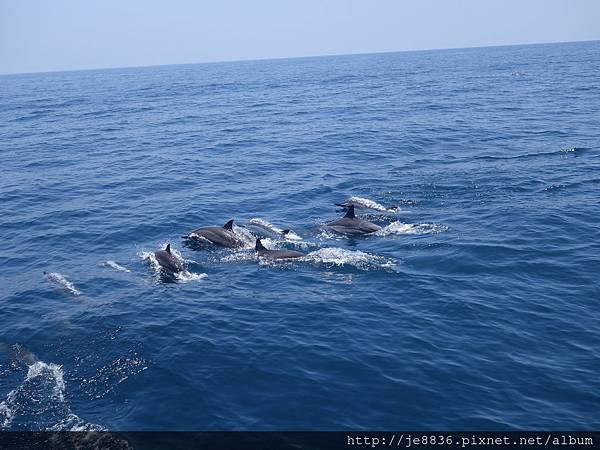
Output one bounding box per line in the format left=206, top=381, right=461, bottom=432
left=255, top=239, right=266, bottom=251
left=166, top=244, right=171, bottom=253
left=344, top=204, right=356, bottom=219
left=223, top=220, right=234, bottom=230
left=281, top=229, right=290, bottom=236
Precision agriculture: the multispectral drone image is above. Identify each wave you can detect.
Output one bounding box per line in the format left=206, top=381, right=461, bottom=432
left=43, top=272, right=81, bottom=296
left=376, top=221, right=448, bottom=235
left=0, top=359, right=104, bottom=431
left=102, top=260, right=131, bottom=273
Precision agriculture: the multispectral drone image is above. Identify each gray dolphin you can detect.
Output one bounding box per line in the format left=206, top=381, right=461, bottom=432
left=255, top=239, right=304, bottom=259
left=325, top=205, right=382, bottom=235
left=246, top=222, right=291, bottom=240
left=183, top=219, right=245, bottom=248
left=154, top=244, right=185, bottom=273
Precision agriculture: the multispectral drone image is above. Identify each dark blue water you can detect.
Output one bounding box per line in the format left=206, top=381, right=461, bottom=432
left=1, top=41, right=599, bottom=431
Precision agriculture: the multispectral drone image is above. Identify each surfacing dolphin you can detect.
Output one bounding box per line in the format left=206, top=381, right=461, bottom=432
left=183, top=219, right=245, bottom=248
left=255, top=239, right=304, bottom=259
left=335, top=196, right=398, bottom=213
left=154, top=244, right=185, bottom=273
left=325, top=205, right=381, bottom=236
left=246, top=222, right=291, bottom=240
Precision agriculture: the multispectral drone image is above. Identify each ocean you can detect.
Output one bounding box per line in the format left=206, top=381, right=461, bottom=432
left=0, top=41, right=599, bottom=431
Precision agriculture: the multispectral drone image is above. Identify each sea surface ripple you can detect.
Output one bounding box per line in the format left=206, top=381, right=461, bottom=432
left=1, top=41, right=599, bottom=430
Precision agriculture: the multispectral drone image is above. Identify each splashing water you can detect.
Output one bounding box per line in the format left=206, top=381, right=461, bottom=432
left=303, top=248, right=398, bottom=272
left=43, top=272, right=81, bottom=296
left=175, top=271, right=208, bottom=282
left=139, top=250, right=160, bottom=272
left=375, top=221, right=448, bottom=236
left=0, top=360, right=105, bottom=431
left=232, top=224, right=259, bottom=247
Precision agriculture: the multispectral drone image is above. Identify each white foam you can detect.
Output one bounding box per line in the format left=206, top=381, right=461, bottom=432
left=0, top=401, right=14, bottom=429
left=0, top=359, right=105, bottom=431
left=346, top=196, right=398, bottom=213
left=219, top=248, right=257, bottom=263
left=232, top=224, right=259, bottom=247
left=139, top=250, right=160, bottom=273
left=303, top=247, right=397, bottom=271
left=175, top=271, right=208, bottom=282
left=103, top=260, right=131, bottom=273
left=376, top=221, right=448, bottom=236
left=28, top=361, right=66, bottom=401
left=44, top=272, right=81, bottom=296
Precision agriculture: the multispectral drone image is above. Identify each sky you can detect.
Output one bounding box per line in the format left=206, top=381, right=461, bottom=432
left=1, top=0, right=599, bottom=74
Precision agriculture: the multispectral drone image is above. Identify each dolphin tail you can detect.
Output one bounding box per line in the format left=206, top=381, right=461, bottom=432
left=223, top=220, right=234, bottom=230
left=344, top=204, right=356, bottom=219
left=255, top=239, right=266, bottom=251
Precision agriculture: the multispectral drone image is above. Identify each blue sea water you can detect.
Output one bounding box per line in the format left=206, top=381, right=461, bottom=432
left=1, top=41, right=599, bottom=431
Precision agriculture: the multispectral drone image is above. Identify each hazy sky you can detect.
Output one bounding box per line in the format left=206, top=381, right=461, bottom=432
left=1, top=0, right=599, bottom=74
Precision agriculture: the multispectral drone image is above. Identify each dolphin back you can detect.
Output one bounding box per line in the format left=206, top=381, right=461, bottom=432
left=155, top=249, right=184, bottom=272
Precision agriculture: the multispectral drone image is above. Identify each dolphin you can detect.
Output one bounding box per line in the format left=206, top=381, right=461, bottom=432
left=154, top=244, right=185, bottom=273
left=183, top=219, right=245, bottom=248
left=246, top=222, right=291, bottom=240
left=255, top=239, right=304, bottom=259
left=335, top=197, right=398, bottom=213
left=325, top=205, right=382, bottom=235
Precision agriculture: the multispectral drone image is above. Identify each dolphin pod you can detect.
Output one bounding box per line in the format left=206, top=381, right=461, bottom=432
left=153, top=200, right=393, bottom=271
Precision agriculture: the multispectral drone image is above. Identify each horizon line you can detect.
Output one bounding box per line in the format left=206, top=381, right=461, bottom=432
left=1, top=38, right=598, bottom=77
